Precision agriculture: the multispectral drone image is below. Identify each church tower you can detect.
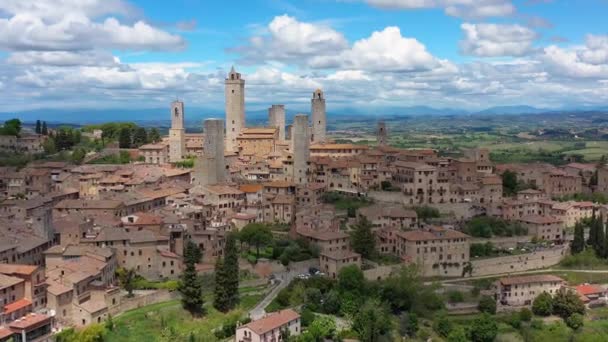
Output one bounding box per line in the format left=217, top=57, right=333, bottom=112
left=169, top=100, right=186, bottom=162
left=225, top=66, right=245, bottom=152
left=377, top=121, right=388, bottom=146
left=311, top=89, right=326, bottom=143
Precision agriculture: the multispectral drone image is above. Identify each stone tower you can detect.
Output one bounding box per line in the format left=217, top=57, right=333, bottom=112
left=200, top=119, right=226, bottom=186
left=225, top=66, right=245, bottom=152
left=292, top=114, right=310, bottom=185
left=169, top=100, right=186, bottom=163
left=377, top=121, right=387, bottom=146
left=268, top=104, right=286, bottom=140
left=311, top=88, right=326, bottom=143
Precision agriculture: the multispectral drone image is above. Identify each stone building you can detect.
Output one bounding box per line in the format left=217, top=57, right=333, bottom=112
left=235, top=309, right=301, bottom=342
left=311, top=89, right=326, bottom=144
left=519, top=215, right=564, bottom=241
left=225, top=67, right=245, bottom=152
left=377, top=121, right=387, bottom=146
left=393, top=226, right=470, bottom=277
left=198, top=119, right=226, bottom=186
left=237, top=127, right=278, bottom=157
left=268, top=104, right=286, bottom=141
left=493, top=274, right=565, bottom=307
left=292, top=114, right=310, bottom=185
left=320, top=250, right=361, bottom=279
left=139, top=143, right=169, bottom=164
left=169, top=100, right=186, bottom=163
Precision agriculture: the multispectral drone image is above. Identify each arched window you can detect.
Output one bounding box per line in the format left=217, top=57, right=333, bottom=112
left=174, top=108, right=179, bottom=117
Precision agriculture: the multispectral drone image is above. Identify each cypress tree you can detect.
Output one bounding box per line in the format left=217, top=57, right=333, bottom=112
left=179, top=242, right=204, bottom=315
left=224, top=233, right=240, bottom=309
left=35, top=120, right=41, bottom=134
left=596, top=216, right=605, bottom=258
left=213, top=257, right=230, bottom=312
left=571, top=222, right=585, bottom=254
left=587, top=210, right=597, bottom=247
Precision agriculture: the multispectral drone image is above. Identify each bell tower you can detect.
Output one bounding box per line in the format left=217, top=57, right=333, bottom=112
left=311, top=88, right=326, bottom=143
left=169, top=100, right=185, bottom=162
left=225, top=66, right=245, bottom=152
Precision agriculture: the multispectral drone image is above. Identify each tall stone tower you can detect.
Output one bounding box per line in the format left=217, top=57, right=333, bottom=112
left=311, top=89, right=326, bottom=143
left=268, top=104, right=286, bottom=140
left=293, top=114, right=310, bottom=185
left=200, top=119, right=226, bottom=186
left=377, top=121, right=388, bottom=146
left=225, top=66, right=245, bottom=152
left=169, top=100, right=186, bottom=162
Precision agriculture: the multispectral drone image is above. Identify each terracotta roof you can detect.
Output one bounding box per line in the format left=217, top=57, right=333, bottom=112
left=499, top=274, right=564, bottom=286
left=310, top=144, right=368, bottom=150
left=0, top=264, right=38, bottom=276
left=0, top=327, right=13, bottom=339
left=241, top=127, right=278, bottom=135
left=239, top=184, right=263, bottom=193
left=0, top=274, right=24, bottom=289
left=239, top=309, right=300, bottom=335
left=9, top=313, right=52, bottom=330
left=575, top=284, right=605, bottom=296
left=263, top=180, right=295, bottom=188
left=3, top=298, right=32, bottom=314
left=320, top=250, right=361, bottom=260
left=519, top=215, right=562, bottom=224
left=297, top=229, right=348, bottom=241
left=393, top=161, right=435, bottom=170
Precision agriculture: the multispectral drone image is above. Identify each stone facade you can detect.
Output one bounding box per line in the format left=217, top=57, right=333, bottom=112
left=311, top=89, right=326, bottom=144
left=169, top=100, right=186, bottom=163
left=292, top=114, right=310, bottom=185
left=225, top=67, right=245, bottom=152
left=268, top=104, right=286, bottom=141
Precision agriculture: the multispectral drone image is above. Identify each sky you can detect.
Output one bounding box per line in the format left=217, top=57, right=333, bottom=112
left=1, top=0, right=608, bottom=115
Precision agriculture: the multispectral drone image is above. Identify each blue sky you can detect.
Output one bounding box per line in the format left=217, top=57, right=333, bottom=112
left=1, top=0, right=608, bottom=114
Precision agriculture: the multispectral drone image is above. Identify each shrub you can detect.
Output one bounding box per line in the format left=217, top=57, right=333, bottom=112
left=447, top=290, right=465, bottom=303
left=433, top=313, right=453, bottom=337
left=477, top=295, right=496, bottom=314
left=565, top=313, right=584, bottom=330
left=532, top=292, right=553, bottom=316
left=519, top=308, right=532, bottom=322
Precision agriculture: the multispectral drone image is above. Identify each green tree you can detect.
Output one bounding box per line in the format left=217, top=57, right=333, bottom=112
left=565, top=313, right=584, bottom=330
left=223, top=233, right=240, bottom=309
left=105, top=314, right=114, bottom=332
left=41, top=121, right=48, bottom=135
left=399, top=312, right=418, bottom=338
left=595, top=214, right=605, bottom=257
left=239, top=223, right=273, bottom=258
left=447, top=326, right=469, bottom=342
left=133, top=127, right=148, bottom=147
left=35, top=120, right=41, bottom=134
left=118, top=127, right=132, bottom=148
left=71, top=147, right=86, bottom=165
left=477, top=295, right=496, bottom=314
left=308, top=316, right=336, bottom=340
left=1, top=118, right=22, bottom=136
left=571, top=222, right=585, bottom=254
left=552, top=288, right=585, bottom=319
left=433, top=313, right=453, bottom=337
left=213, top=257, right=230, bottom=312
left=148, top=128, right=161, bottom=143
left=519, top=308, right=532, bottom=322
left=352, top=299, right=392, bottom=342
left=179, top=241, right=204, bottom=315
left=502, top=169, right=518, bottom=196
left=532, top=292, right=554, bottom=316
left=469, top=313, right=497, bottom=342
left=117, top=268, right=136, bottom=297
left=350, top=216, right=375, bottom=258
left=42, top=137, right=57, bottom=155
left=337, top=264, right=365, bottom=295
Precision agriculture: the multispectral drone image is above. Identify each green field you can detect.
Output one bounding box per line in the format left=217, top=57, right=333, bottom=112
left=105, top=294, right=262, bottom=341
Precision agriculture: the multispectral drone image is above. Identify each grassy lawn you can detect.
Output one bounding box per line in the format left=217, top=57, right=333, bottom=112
left=106, top=294, right=262, bottom=341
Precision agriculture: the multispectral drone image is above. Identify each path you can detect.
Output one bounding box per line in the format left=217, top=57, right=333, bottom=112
left=248, top=270, right=299, bottom=320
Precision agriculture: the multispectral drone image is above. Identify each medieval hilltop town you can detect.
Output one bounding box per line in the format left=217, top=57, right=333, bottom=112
left=1, top=67, right=608, bottom=341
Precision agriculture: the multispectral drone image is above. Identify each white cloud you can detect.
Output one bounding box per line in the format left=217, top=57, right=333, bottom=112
left=579, top=35, right=608, bottom=65
left=233, top=15, right=348, bottom=63
left=0, top=0, right=184, bottom=52
left=365, top=0, right=516, bottom=19
left=460, top=23, right=537, bottom=57
left=7, top=51, right=118, bottom=66
left=542, top=45, right=608, bottom=79
left=310, top=27, right=440, bottom=72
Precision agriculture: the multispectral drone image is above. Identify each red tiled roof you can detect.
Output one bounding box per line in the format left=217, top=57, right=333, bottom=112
left=239, top=309, right=300, bottom=335
left=3, top=298, right=32, bottom=314
left=575, top=284, right=605, bottom=296
left=0, top=327, right=13, bottom=339
left=9, top=313, right=51, bottom=330
left=0, top=264, right=38, bottom=276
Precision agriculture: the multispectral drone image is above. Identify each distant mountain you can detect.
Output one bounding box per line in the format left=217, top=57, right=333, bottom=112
left=1, top=104, right=606, bottom=125
left=473, top=105, right=552, bottom=115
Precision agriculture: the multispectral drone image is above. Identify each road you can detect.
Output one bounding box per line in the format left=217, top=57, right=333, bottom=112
left=248, top=270, right=299, bottom=320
